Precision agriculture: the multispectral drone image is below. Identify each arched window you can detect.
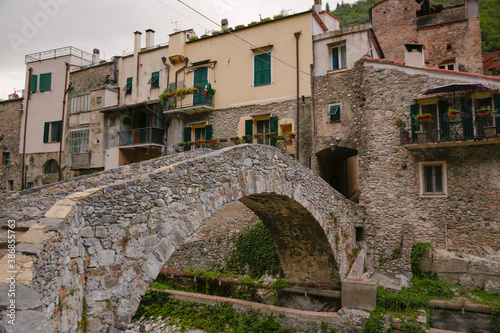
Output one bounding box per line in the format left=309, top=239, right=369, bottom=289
left=43, top=159, right=59, bottom=174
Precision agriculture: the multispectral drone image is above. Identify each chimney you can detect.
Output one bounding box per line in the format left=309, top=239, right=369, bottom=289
left=145, top=29, right=155, bottom=49
left=134, top=31, right=142, bottom=55
left=313, top=0, right=322, bottom=13
left=404, top=43, right=425, bottom=68
left=221, top=18, right=228, bottom=30
left=92, top=48, right=100, bottom=64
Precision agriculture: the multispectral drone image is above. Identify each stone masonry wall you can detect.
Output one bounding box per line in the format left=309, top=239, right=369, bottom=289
left=371, top=0, right=483, bottom=74
left=313, top=60, right=500, bottom=276
left=0, top=98, right=23, bottom=192
left=1, top=145, right=364, bottom=332
left=70, top=63, right=114, bottom=93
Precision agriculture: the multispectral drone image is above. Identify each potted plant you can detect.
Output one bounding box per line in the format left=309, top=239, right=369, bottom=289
left=276, top=135, right=286, bottom=142
left=197, top=139, right=206, bottom=145
left=288, top=133, right=296, bottom=139
left=230, top=136, right=240, bottom=142
left=177, top=142, right=186, bottom=147
left=207, top=138, right=217, bottom=144
left=477, top=105, right=491, bottom=115
left=447, top=107, right=460, bottom=118
left=242, top=135, right=251, bottom=142
left=416, top=131, right=428, bottom=142
left=414, top=113, right=433, bottom=123
left=265, top=132, right=277, bottom=138
left=219, top=137, right=228, bottom=143
left=394, top=119, right=402, bottom=127
left=187, top=141, right=195, bottom=146
left=253, top=133, right=264, bottom=139
left=483, top=126, right=496, bottom=137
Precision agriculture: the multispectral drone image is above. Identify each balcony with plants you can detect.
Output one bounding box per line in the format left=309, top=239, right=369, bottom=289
left=399, top=103, right=500, bottom=149
left=160, top=83, right=215, bottom=113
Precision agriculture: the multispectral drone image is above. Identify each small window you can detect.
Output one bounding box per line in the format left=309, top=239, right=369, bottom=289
left=43, top=121, right=62, bottom=143
left=446, top=44, right=452, bottom=51
left=39, top=73, right=52, bottom=92
left=2, top=152, right=10, bottom=166
left=43, top=159, right=59, bottom=174
left=30, top=74, right=38, bottom=93
left=27, top=182, right=34, bottom=189
left=438, top=63, right=455, bottom=71
left=328, top=104, right=341, bottom=122
left=420, top=161, right=447, bottom=196
left=254, top=52, right=271, bottom=86
left=96, top=96, right=102, bottom=103
left=124, top=77, right=133, bottom=94
left=148, top=71, right=160, bottom=89
left=69, top=129, right=90, bottom=154
left=7, top=180, right=14, bottom=191
left=355, top=227, right=364, bottom=242
left=70, top=92, right=90, bottom=113
left=330, top=42, right=347, bottom=70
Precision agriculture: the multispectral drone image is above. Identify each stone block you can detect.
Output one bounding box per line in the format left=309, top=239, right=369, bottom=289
left=341, top=277, right=379, bottom=311
left=97, top=250, right=115, bottom=266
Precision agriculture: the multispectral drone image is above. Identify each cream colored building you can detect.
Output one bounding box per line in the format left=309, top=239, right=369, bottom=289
left=101, top=4, right=340, bottom=169
left=20, top=47, right=93, bottom=188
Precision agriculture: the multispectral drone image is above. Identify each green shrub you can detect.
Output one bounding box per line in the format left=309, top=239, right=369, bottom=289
left=234, top=24, right=245, bottom=30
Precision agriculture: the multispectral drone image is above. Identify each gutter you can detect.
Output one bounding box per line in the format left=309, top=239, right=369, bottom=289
left=21, top=68, right=33, bottom=189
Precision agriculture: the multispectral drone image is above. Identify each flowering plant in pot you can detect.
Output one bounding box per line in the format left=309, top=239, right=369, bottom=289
left=477, top=105, right=491, bottom=115
left=242, top=135, right=251, bottom=141
left=177, top=142, right=186, bottom=147
left=276, top=135, right=286, bottom=142
left=197, top=139, right=206, bottom=145
left=288, top=133, right=296, bottom=139
left=230, top=136, right=240, bottom=142
left=253, top=133, right=264, bottom=139
left=219, top=137, right=228, bottom=143
left=414, top=113, right=433, bottom=124
left=207, top=138, right=217, bottom=144
left=265, top=132, right=277, bottom=138
left=447, top=107, right=460, bottom=118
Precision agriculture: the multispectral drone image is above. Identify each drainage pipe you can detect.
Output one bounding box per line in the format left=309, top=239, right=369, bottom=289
left=58, top=62, right=71, bottom=181
left=21, top=68, right=33, bottom=189
left=294, top=32, right=301, bottom=161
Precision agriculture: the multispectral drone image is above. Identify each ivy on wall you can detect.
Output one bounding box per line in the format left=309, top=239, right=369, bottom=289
left=226, top=221, right=284, bottom=279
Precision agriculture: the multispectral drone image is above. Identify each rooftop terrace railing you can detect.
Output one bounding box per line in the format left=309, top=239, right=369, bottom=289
left=25, top=46, right=93, bottom=64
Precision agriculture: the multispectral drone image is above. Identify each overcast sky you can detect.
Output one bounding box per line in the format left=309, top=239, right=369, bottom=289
left=0, top=0, right=356, bottom=100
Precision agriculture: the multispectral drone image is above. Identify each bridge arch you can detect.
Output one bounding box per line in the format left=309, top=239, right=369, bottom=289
left=10, top=145, right=364, bottom=332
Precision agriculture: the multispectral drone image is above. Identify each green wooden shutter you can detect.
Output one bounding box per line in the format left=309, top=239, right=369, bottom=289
left=254, top=53, right=271, bottom=86
left=494, top=93, right=500, bottom=134
left=183, top=127, right=192, bottom=151
left=43, top=122, right=50, bottom=143
left=193, top=68, right=208, bottom=105
left=410, top=103, right=420, bottom=142
left=205, top=124, right=213, bottom=141
left=30, top=75, right=38, bottom=93
left=54, top=121, right=62, bottom=142
left=270, top=116, right=278, bottom=146
left=149, top=71, right=159, bottom=88
left=461, top=97, right=474, bottom=138
left=245, top=119, right=253, bottom=143
left=39, top=73, right=52, bottom=92
left=438, top=100, right=449, bottom=140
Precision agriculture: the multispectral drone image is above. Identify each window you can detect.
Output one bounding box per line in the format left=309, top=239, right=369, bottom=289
left=438, top=63, right=455, bottom=71
left=256, top=119, right=270, bottom=144
left=43, top=121, right=62, bottom=143
left=194, top=127, right=206, bottom=142
left=328, top=104, right=341, bottom=122
left=27, top=182, right=34, bottom=188
left=254, top=52, right=271, bottom=86
left=70, top=92, right=90, bottom=113
left=330, top=42, right=347, bottom=70
left=30, top=74, right=38, bottom=93
left=2, top=152, right=10, bottom=166
left=43, top=159, right=59, bottom=174
left=193, top=67, right=208, bottom=105
left=69, top=129, right=89, bottom=154
left=420, top=161, right=447, bottom=196
left=148, top=71, right=160, bottom=89
left=124, top=77, right=132, bottom=94
left=39, top=73, right=52, bottom=92
left=7, top=180, right=14, bottom=191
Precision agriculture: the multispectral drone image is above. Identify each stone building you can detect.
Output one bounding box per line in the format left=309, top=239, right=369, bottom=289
left=370, top=0, right=482, bottom=74
left=312, top=22, right=500, bottom=284
left=64, top=54, right=118, bottom=178
left=0, top=97, right=23, bottom=192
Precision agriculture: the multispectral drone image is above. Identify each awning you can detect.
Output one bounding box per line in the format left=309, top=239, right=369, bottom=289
left=423, top=83, right=487, bottom=95
left=99, top=99, right=160, bottom=114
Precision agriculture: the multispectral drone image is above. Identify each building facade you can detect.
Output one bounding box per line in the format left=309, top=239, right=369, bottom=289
left=370, top=0, right=482, bottom=74
left=0, top=97, right=23, bottom=192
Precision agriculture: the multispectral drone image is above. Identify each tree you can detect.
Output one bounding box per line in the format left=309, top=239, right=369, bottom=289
left=326, top=2, right=331, bottom=12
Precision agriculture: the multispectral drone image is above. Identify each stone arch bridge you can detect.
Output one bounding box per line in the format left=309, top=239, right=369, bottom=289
left=0, top=145, right=364, bottom=332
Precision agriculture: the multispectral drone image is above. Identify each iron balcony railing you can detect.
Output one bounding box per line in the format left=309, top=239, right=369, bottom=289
left=417, top=7, right=467, bottom=28
left=164, top=95, right=213, bottom=111
left=25, top=46, right=93, bottom=64
left=402, top=112, right=499, bottom=144
left=119, top=127, right=164, bottom=146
